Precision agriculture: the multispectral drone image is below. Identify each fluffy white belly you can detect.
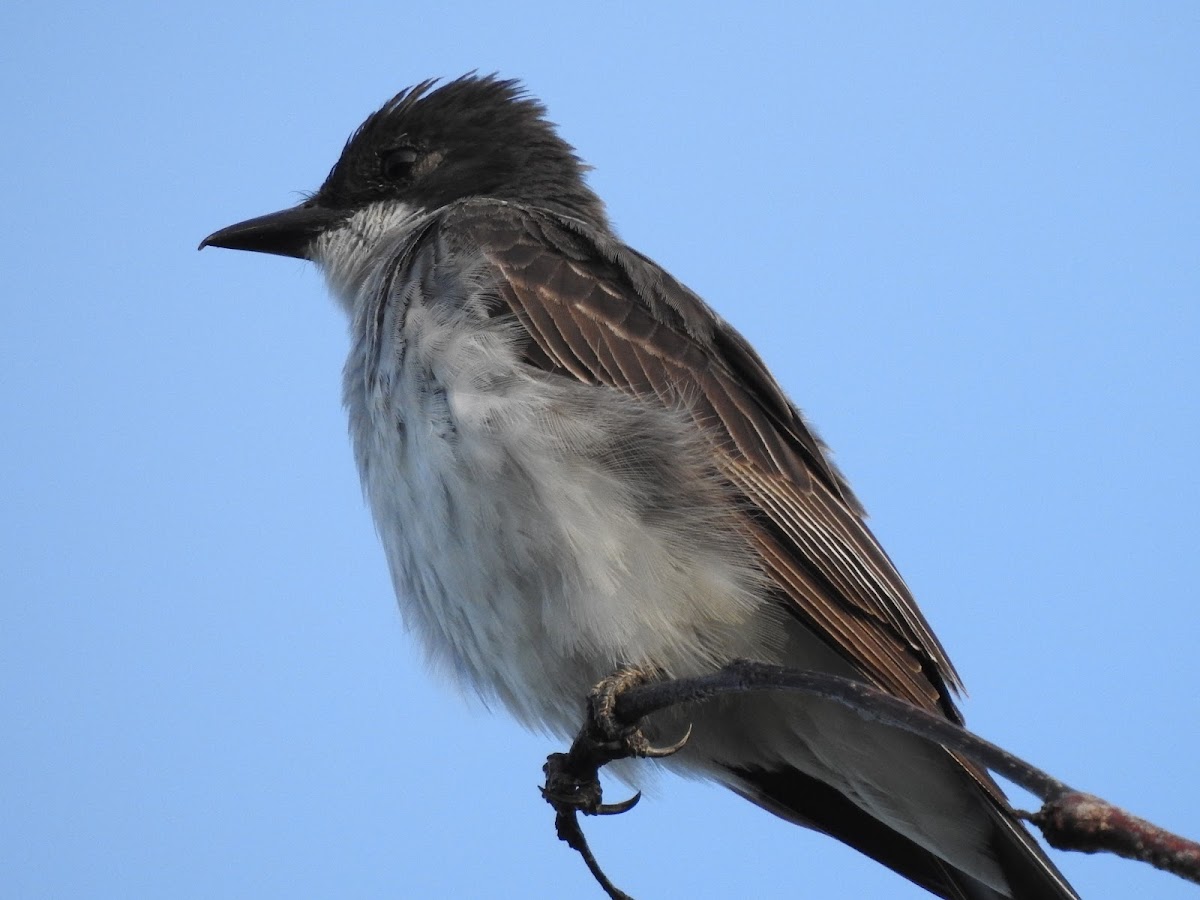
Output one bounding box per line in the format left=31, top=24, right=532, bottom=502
left=342, top=277, right=770, bottom=736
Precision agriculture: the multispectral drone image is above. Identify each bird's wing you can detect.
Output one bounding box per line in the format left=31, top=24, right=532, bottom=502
left=438, top=199, right=962, bottom=717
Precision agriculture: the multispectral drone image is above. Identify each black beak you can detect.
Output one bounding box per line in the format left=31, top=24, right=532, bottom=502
left=199, top=203, right=346, bottom=259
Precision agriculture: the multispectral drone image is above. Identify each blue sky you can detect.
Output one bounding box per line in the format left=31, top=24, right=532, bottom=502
left=2, top=4, right=1197, bottom=898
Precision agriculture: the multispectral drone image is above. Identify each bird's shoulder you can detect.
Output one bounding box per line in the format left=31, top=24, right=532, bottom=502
left=429, top=198, right=859, bottom=504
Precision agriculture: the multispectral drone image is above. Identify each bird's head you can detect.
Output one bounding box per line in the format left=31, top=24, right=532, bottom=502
left=200, top=74, right=607, bottom=261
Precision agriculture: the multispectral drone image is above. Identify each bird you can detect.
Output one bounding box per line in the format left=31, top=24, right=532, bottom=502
left=201, top=74, right=1077, bottom=899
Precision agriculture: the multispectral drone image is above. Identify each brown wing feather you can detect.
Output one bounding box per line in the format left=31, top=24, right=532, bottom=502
left=446, top=199, right=963, bottom=718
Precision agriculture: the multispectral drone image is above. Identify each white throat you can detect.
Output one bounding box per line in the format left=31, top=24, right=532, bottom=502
left=311, top=201, right=429, bottom=314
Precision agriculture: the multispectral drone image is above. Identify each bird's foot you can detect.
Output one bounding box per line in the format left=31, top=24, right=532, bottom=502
left=587, top=665, right=693, bottom=760
left=540, top=664, right=692, bottom=821
left=540, top=664, right=693, bottom=900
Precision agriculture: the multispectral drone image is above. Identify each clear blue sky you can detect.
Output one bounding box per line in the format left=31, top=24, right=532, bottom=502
left=3, top=4, right=1197, bottom=898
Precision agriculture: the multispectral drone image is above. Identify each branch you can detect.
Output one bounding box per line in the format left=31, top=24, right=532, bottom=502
left=540, top=659, right=1199, bottom=898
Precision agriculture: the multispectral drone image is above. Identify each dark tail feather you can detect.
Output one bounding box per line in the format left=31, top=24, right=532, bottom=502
left=727, top=766, right=1076, bottom=900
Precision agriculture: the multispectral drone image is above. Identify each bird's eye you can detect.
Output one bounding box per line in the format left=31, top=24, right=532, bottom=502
left=381, top=146, right=419, bottom=180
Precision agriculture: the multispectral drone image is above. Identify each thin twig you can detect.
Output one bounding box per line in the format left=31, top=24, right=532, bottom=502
left=541, top=659, right=1200, bottom=898
left=614, top=660, right=1071, bottom=799
left=1031, top=792, right=1200, bottom=883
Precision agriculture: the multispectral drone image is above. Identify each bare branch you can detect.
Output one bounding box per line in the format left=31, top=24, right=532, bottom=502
left=541, top=659, right=1200, bottom=898
left=1031, top=792, right=1200, bottom=884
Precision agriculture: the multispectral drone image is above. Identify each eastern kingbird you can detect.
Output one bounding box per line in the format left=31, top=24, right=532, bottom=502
left=202, top=75, right=1077, bottom=899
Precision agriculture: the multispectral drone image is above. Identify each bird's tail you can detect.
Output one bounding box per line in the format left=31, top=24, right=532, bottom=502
left=727, top=764, right=1077, bottom=900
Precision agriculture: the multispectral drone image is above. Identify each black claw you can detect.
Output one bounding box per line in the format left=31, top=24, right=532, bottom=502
left=638, top=724, right=693, bottom=759
left=593, top=791, right=642, bottom=816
